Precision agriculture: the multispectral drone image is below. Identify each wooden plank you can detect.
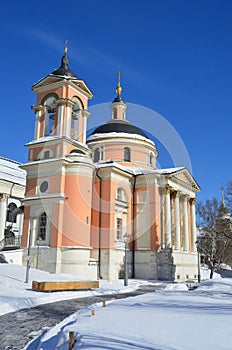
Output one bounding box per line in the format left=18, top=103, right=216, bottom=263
left=32, top=280, right=99, bottom=292
left=69, top=332, right=75, bottom=350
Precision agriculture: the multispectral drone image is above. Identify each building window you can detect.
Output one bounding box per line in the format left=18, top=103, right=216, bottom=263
left=6, top=203, right=17, bottom=223
left=40, top=181, right=49, bottom=193
left=116, top=218, right=123, bottom=240
left=117, top=188, right=123, bottom=201
left=124, top=147, right=131, bottom=162
left=37, top=149, right=54, bottom=160
left=93, top=147, right=104, bottom=163
left=94, top=148, right=100, bottom=162
left=30, top=149, right=33, bottom=161
left=44, top=151, right=50, bottom=159
left=38, top=212, right=47, bottom=241
left=43, top=96, right=56, bottom=136
left=71, top=97, right=83, bottom=140
left=117, top=188, right=126, bottom=202
left=149, top=152, right=154, bottom=166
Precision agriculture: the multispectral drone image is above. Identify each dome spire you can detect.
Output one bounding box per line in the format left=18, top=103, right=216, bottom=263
left=116, top=71, right=122, bottom=97
left=64, top=39, right=68, bottom=55
left=112, top=71, right=124, bottom=103
left=51, top=40, right=78, bottom=79
left=111, top=71, right=127, bottom=120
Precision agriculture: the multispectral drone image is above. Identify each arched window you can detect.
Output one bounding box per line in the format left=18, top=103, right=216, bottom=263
left=116, top=218, right=123, bottom=240
left=71, top=97, right=83, bottom=140
left=43, top=96, right=57, bottom=136
left=149, top=152, right=154, bottom=166
left=117, top=188, right=126, bottom=201
left=38, top=212, right=47, bottom=241
left=93, top=148, right=100, bottom=163
left=6, top=203, right=17, bottom=223
left=37, top=149, right=54, bottom=160
left=124, top=147, right=131, bottom=162
left=115, top=188, right=128, bottom=242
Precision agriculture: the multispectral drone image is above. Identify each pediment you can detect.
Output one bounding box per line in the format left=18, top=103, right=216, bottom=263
left=32, top=75, right=62, bottom=90
left=169, top=168, right=200, bottom=192
left=32, top=76, right=93, bottom=98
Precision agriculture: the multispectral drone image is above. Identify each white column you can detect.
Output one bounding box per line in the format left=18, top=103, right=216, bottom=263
left=18, top=213, right=24, bottom=237
left=72, top=112, right=79, bottom=140
left=159, top=188, right=164, bottom=249
left=0, top=194, right=7, bottom=241
left=65, top=105, right=70, bottom=137
left=183, top=195, right=189, bottom=251
left=34, top=110, right=41, bottom=140
left=190, top=198, right=197, bottom=252
left=65, top=101, right=74, bottom=138
left=56, top=104, right=63, bottom=137
left=165, top=187, right=172, bottom=249
left=32, top=105, right=43, bottom=140
left=82, top=114, right=87, bottom=144
left=30, top=217, right=37, bottom=247
left=174, top=191, right=181, bottom=250
left=44, top=108, right=49, bottom=137
left=81, top=110, right=91, bottom=144
left=58, top=105, right=63, bottom=137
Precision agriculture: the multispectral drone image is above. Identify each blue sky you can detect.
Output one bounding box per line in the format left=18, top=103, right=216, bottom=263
left=0, top=0, right=231, bottom=203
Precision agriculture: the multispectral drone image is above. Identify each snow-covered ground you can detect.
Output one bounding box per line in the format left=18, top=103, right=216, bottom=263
left=0, top=264, right=153, bottom=316
left=1, top=263, right=232, bottom=350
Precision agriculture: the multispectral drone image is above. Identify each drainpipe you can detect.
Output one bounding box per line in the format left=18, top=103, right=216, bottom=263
left=96, top=168, right=103, bottom=279
left=131, top=174, right=138, bottom=278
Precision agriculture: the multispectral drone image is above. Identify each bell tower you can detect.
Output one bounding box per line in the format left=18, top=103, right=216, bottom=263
left=32, top=43, right=92, bottom=146
left=21, top=44, right=97, bottom=278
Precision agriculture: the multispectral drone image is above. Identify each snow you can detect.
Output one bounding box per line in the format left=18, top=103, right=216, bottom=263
left=1, top=264, right=232, bottom=349
left=96, top=161, right=187, bottom=177
left=0, top=264, right=151, bottom=316
left=155, top=167, right=185, bottom=174
left=0, top=156, right=26, bottom=186
left=96, top=161, right=156, bottom=175
left=87, top=132, right=155, bottom=146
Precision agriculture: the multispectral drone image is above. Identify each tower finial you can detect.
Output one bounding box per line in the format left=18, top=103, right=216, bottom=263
left=221, top=186, right=225, bottom=206
left=116, top=71, right=122, bottom=97
left=64, top=39, right=68, bottom=55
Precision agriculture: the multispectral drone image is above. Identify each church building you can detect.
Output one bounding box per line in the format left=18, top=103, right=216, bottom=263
left=21, top=46, right=200, bottom=282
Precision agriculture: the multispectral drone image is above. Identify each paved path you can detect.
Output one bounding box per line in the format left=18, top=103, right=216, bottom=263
left=0, top=284, right=161, bottom=350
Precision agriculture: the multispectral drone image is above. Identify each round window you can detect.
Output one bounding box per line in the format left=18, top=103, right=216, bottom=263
left=40, top=181, right=48, bottom=193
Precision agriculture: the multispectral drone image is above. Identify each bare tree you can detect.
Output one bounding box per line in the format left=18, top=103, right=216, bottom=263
left=196, top=196, right=232, bottom=278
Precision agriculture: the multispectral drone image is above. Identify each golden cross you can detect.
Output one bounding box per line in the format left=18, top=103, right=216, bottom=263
left=117, top=71, right=121, bottom=87
left=64, top=39, right=68, bottom=54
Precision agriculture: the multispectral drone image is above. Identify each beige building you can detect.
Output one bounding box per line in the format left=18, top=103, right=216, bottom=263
left=0, top=157, right=26, bottom=249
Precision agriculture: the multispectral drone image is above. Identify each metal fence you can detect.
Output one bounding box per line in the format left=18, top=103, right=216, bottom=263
left=4, top=235, right=22, bottom=247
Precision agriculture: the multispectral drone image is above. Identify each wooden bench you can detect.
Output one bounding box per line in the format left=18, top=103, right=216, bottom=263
left=32, top=280, right=99, bottom=292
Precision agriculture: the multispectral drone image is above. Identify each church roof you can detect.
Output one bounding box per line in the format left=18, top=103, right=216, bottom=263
left=0, top=156, right=26, bottom=186
left=51, top=54, right=78, bottom=79
left=90, top=121, right=148, bottom=138
left=96, top=162, right=200, bottom=192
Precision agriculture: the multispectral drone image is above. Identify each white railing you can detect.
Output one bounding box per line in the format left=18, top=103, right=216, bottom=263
left=0, top=236, right=22, bottom=250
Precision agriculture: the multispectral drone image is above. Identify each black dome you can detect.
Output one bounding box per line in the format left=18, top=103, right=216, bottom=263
left=51, top=54, right=77, bottom=79
left=90, top=122, right=147, bottom=138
